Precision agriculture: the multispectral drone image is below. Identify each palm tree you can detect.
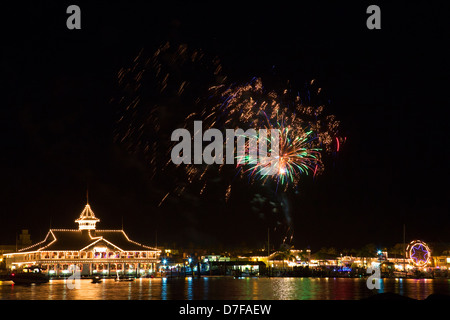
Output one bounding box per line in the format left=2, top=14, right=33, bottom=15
left=356, top=243, right=377, bottom=267
left=278, top=244, right=295, bottom=273
left=389, top=243, right=405, bottom=259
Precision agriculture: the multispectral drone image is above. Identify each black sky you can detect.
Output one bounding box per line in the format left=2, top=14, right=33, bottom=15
left=1, top=1, right=449, bottom=252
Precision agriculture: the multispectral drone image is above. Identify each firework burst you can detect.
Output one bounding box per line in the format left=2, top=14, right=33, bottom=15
left=194, top=77, right=343, bottom=193
left=114, top=44, right=343, bottom=204
left=234, top=116, right=322, bottom=189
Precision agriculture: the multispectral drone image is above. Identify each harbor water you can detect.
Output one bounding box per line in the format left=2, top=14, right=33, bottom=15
left=1, top=276, right=450, bottom=300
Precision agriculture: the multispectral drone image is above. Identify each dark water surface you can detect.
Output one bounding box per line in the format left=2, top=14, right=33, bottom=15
left=1, top=277, right=449, bottom=300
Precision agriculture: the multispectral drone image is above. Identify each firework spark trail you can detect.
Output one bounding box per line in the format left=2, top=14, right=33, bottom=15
left=113, top=42, right=227, bottom=205
left=158, top=192, right=170, bottom=207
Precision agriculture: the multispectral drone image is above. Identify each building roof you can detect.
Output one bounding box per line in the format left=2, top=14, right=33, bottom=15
left=12, top=202, right=160, bottom=253
left=75, top=204, right=99, bottom=222
left=18, top=229, right=159, bottom=252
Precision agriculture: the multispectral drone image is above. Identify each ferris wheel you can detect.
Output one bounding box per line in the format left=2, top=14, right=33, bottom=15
left=406, top=240, right=431, bottom=267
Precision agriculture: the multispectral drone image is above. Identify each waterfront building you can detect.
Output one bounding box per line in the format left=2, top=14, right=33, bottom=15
left=0, top=230, right=33, bottom=255
left=433, top=256, right=450, bottom=269
left=1, top=230, right=35, bottom=271
left=239, top=248, right=311, bottom=267
left=5, top=203, right=161, bottom=277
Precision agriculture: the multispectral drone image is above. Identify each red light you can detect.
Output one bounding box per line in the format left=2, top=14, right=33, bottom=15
left=11, top=273, right=15, bottom=276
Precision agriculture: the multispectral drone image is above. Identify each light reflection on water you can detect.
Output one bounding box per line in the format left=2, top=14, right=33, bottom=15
left=0, top=277, right=449, bottom=300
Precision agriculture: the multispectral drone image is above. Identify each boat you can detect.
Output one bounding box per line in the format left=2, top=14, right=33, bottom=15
left=10, top=266, right=49, bottom=285
left=115, top=274, right=134, bottom=282
left=91, top=275, right=102, bottom=283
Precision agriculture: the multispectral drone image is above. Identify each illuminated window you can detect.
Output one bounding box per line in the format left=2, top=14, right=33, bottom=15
left=125, top=263, right=134, bottom=271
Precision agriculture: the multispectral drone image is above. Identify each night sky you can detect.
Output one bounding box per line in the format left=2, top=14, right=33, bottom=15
left=2, top=2, right=449, bottom=252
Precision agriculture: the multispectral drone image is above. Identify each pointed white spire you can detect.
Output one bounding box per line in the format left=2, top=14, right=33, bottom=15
left=75, top=203, right=100, bottom=230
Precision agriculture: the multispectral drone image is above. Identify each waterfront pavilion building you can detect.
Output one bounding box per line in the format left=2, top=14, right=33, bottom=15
left=5, top=203, right=161, bottom=277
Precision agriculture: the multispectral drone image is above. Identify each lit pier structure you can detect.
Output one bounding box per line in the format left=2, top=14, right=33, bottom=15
left=5, top=203, right=161, bottom=277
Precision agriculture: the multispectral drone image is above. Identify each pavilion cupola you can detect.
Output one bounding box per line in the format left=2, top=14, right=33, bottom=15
left=75, top=203, right=100, bottom=230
